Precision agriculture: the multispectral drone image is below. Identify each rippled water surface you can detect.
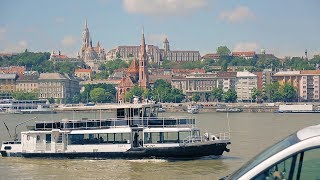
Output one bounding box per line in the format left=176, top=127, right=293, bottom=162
left=1, top=112, right=319, bottom=179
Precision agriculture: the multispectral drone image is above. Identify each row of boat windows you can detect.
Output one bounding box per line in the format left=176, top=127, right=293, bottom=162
left=35, top=119, right=195, bottom=130
left=66, top=131, right=198, bottom=145
left=68, top=133, right=131, bottom=145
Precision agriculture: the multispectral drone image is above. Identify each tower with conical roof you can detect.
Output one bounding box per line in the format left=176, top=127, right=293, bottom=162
left=138, top=29, right=149, bottom=89
left=82, top=18, right=90, bottom=49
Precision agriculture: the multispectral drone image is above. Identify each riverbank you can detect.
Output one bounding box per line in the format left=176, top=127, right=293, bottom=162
left=53, top=102, right=320, bottom=113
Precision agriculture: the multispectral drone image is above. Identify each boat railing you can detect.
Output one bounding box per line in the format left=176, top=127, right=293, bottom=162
left=181, top=132, right=231, bottom=145
left=34, top=117, right=196, bottom=131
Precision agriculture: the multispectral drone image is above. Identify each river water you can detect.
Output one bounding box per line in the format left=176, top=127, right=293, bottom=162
left=0, top=112, right=319, bottom=179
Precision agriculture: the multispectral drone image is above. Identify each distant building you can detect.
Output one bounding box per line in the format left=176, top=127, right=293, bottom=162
left=79, top=19, right=107, bottom=71
left=273, top=70, right=320, bottom=101
left=201, top=53, right=220, bottom=61
left=161, top=38, right=201, bottom=62
left=0, top=66, right=25, bottom=77
left=181, top=72, right=236, bottom=101
left=38, top=73, right=80, bottom=103
left=16, top=71, right=39, bottom=92
left=107, top=37, right=201, bottom=64
left=75, top=68, right=92, bottom=81
left=0, top=73, right=18, bottom=98
left=236, top=71, right=257, bottom=101
left=49, top=51, right=85, bottom=67
left=253, top=69, right=273, bottom=93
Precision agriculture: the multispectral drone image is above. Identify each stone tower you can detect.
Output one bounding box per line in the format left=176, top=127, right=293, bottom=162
left=138, top=30, right=149, bottom=89
left=82, top=18, right=90, bottom=49
left=164, top=37, right=170, bottom=53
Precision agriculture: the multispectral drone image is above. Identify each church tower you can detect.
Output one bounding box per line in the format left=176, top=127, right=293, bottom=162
left=138, top=29, right=149, bottom=89
left=164, top=37, right=170, bottom=53
left=82, top=18, right=90, bottom=49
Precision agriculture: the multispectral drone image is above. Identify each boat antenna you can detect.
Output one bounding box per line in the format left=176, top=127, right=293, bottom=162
left=14, top=116, right=38, bottom=141
left=227, top=112, right=231, bottom=134
left=3, top=121, right=12, bottom=139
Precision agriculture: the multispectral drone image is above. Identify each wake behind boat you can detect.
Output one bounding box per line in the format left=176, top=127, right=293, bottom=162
left=1, top=99, right=230, bottom=159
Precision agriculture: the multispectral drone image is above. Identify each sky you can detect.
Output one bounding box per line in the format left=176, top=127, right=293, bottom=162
left=0, top=0, right=319, bottom=58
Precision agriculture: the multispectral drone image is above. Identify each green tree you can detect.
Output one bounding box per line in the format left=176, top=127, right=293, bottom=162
left=212, top=87, right=224, bottom=102
left=12, top=91, right=38, bottom=100
left=93, top=71, right=109, bottom=80
left=171, top=88, right=185, bottom=103
left=90, top=88, right=106, bottom=103
left=105, top=59, right=129, bottom=74
left=251, top=88, right=262, bottom=102
left=216, top=46, right=231, bottom=56
left=80, top=84, right=116, bottom=103
left=265, top=82, right=280, bottom=101
left=48, top=97, right=55, bottom=104
left=124, top=85, right=144, bottom=102
left=55, top=61, right=76, bottom=74
left=280, top=83, right=297, bottom=102
left=192, top=93, right=200, bottom=102
left=224, top=89, right=237, bottom=103
left=272, top=91, right=283, bottom=102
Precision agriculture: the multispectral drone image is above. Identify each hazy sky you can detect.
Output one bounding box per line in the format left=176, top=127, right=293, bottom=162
left=0, top=0, right=319, bottom=58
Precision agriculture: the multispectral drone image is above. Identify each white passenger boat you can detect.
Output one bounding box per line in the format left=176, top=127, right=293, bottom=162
left=0, top=99, right=56, bottom=114
left=1, top=100, right=230, bottom=159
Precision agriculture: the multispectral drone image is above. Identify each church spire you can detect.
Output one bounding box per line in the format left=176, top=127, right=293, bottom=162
left=140, top=27, right=146, bottom=59
left=138, top=28, right=149, bottom=89
left=84, top=18, right=88, bottom=29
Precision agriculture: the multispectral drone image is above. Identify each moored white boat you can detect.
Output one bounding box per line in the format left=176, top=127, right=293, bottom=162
left=1, top=100, right=231, bottom=159
left=0, top=99, right=56, bottom=114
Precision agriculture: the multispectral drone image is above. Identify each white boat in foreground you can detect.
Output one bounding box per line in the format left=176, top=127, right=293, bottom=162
left=1, top=100, right=230, bottom=159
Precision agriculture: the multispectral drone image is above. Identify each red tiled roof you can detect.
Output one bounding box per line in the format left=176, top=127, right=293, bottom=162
left=202, top=53, right=220, bottom=59
left=232, top=51, right=256, bottom=57
left=52, top=55, right=68, bottom=58
left=300, top=70, right=320, bottom=75
left=75, top=69, right=92, bottom=73
left=127, top=59, right=139, bottom=74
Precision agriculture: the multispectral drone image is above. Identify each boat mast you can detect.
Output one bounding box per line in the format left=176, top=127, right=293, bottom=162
left=14, top=116, right=38, bottom=141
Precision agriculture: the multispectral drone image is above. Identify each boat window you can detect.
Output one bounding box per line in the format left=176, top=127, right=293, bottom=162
left=179, top=131, right=191, bottom=142
left=117, top=108, right=125, bottom=118
left=46, top=134, right=51, bottom=144
left=192, top=130, right=200, bottom=137
left=229, top=134, right=300, bottom=179
left=68, top=133, right=131, bottom=145
left=144, top=132, right=179, bottom=144
left=4, top=146, right=11, bottom=150
left=144, top=107, right=151, bottom=117
left=36, top=135, right=41, bottom=142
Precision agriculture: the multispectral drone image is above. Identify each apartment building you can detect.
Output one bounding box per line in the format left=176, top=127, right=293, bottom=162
left=236, top=71, right=258, bottom=101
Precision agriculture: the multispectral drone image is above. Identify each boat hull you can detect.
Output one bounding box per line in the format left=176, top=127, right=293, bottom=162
left=20, top=142, right=230, bottom=159
left=0, top=151, right=22, bottom=157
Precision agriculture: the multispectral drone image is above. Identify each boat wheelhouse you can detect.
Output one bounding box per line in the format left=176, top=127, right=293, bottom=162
left=1, top=101, right=230, bottom=159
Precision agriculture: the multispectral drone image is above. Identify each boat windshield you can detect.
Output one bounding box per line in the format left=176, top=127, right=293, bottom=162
left=228, top=133, right=300, bottom=179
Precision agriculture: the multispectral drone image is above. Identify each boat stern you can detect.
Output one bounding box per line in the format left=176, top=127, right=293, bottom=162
left=1, top=141, right=22, bottom=157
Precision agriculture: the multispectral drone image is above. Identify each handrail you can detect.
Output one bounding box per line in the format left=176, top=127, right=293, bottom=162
left=181, top=132, right=231, bottom=145
left=34, top=117, right=196, bottom=131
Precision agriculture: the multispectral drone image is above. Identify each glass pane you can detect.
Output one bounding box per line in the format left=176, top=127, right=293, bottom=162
left=300, top=148, right=320, bottom=179
left=253, top=155, right=297, bottom=180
